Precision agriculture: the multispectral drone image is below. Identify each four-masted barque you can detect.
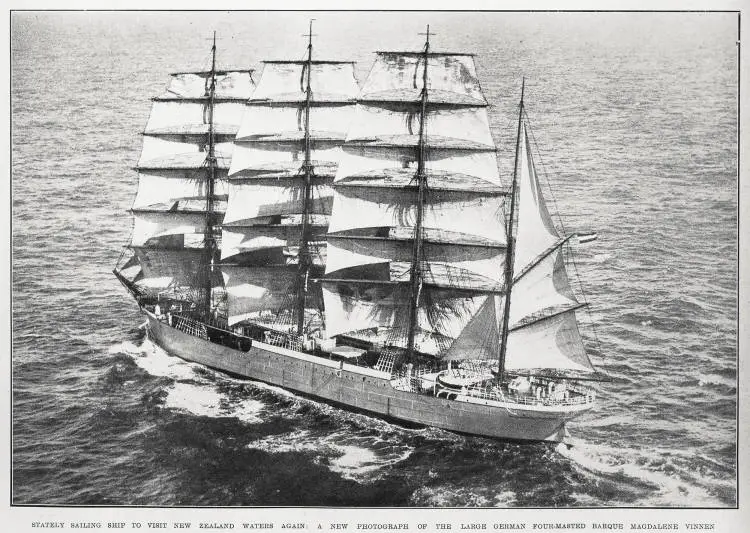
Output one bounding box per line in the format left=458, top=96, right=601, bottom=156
left=114, top=26, right=604, bottom=443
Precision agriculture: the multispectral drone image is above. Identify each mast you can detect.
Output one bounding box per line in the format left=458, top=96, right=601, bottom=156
left=497, top=78, right=525, bottom=381
left=405, top=25, right=431, bottom=358
left=202, top=31, right=218, bottom=320
left=296, top=20, right=315, bottom=335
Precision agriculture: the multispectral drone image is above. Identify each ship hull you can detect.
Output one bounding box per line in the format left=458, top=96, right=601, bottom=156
left=146, top=311, right=580, bottom=443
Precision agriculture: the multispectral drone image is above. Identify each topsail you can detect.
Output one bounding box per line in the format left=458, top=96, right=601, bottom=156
left=128, top=60, right=255, bottom=299
left=323, top=43, right=508, bottom=356
left=222, top=30, right=359, bottom=330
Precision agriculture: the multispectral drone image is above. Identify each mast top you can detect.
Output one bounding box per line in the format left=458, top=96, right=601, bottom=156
left=304, top=19, right=316, bottom=49
left=418, top=24, right=434, bottom=47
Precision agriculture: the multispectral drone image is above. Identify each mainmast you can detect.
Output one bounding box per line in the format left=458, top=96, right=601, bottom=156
left=296, top=20, right=315, bottom=335
left=405, top=26, right=431, bottom=358
left=202, top=31, right=218, bottom=320
left=497, top=79, right=525, bottom=381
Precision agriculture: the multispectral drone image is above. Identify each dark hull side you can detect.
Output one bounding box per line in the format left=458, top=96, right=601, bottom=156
left=146, top=312, right=576, bottom=443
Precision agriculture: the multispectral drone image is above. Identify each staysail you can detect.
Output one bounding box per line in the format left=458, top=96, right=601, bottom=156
left=125, top=43, right=255, bottom=301
left=443, top=120, right=595, bottom=377
left=222, top=25, right=359, bottom=329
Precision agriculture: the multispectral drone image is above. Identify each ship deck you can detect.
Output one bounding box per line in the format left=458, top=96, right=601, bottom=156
left=152, top=305, right=594, bottom=412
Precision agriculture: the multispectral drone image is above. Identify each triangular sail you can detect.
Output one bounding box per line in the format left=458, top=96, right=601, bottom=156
left=513, top=122, right=561, bottom=273
left=441, top=111, right=595, bottom=377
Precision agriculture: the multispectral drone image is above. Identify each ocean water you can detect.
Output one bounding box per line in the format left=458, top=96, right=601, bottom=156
left=10, top=11, right=738, bottom=507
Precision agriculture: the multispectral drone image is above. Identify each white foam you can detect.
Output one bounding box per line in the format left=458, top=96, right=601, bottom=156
left=107, top=340, right=145, bottom=356
left=246, top=429, right=413, bottom=481
left=591, top=253, right=613, bottom=263
left=128, top=339, right=204, bottom=382
left=555, top=438, right=723, bottom=506
left=163, top=382, right=225, bottom=417
left=234, top=399, right=266, bottom=424
left=492, top=490, right=518, bottom=507
left=162, top=382, right=265, bottom=424
left=697, top=372, right=734, bottom=388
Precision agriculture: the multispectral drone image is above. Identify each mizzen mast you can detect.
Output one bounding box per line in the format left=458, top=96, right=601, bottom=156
left=405, top=25, right=431, bottom=359
left=497, top=79, right=524, bottom=381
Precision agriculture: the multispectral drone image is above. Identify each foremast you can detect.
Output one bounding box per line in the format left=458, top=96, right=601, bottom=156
left=323, top=45, right=599, bottom=380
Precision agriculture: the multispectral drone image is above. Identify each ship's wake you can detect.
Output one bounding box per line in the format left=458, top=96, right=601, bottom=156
left=116, top=337, right=419, bottom=480
left=555, top=437, right=731, bottom=506
left=246, top=428, right=414, bottom=481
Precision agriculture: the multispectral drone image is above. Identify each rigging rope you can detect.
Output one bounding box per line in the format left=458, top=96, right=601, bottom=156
left=522, top=110, right=604, bottom=359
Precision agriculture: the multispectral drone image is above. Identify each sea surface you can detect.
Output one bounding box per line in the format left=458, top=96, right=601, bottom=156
left=10, top=11, right=738, bottom=507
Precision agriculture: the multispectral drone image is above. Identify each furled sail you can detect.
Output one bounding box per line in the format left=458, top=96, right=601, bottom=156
left=221, top=52, right=359, bottom=330
left=323, top=49, right=507, bottom=349
left=126, top=67, right=255, bottom=298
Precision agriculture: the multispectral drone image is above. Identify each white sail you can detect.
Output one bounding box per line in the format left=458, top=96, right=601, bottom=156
left=506, top=310, right=595, bottom=374
left=235, top=104, right=355, bottom=141
left=327, top=186, right=505, bottom=244
left=509, top=247, right=579, bottom=328
left=144, top=101, right=247, bottom=135
left=346, top=104, right=494, bottom=148
left=322, top=283, right=482, bottom=345
left=513, top=123, right=561, bottom=272
left=159, top=70, right=255, bottom=100
left=132, top=247, right=205, bottom=289
left=251, top=61, right=358, bottom=102
left=325, top=235, right=505, bottom=287
left=442, top=295, right=501, bottom=362
left=139, top=136, right=235, bottom=167
left=222, top=266, right=322, bottom=326
left=223, top=179, right=334, bottom=226
left=130, top=210, right=209, bottom=247
left=228, top=143, right=342, bottom=176
left=360, top=52, right=486, bottom=105
left=132, top=169, right=228, bottom=209
left=221, top=225, right=328, bottom=264
left=336, top=144, right=500, bottom=187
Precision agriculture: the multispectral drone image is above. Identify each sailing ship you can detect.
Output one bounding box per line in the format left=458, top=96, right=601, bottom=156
left=114, top=27, right=604, bottom=443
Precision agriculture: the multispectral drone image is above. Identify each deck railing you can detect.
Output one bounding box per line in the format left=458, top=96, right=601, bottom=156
left=390, top=365, right=596, bottom=407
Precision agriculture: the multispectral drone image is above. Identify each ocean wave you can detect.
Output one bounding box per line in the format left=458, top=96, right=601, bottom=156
left=246, top=428, right=414, bottom=482
left=555, top=438, right=731, bottom=506
left=162, top=382, right=265, bottom=424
